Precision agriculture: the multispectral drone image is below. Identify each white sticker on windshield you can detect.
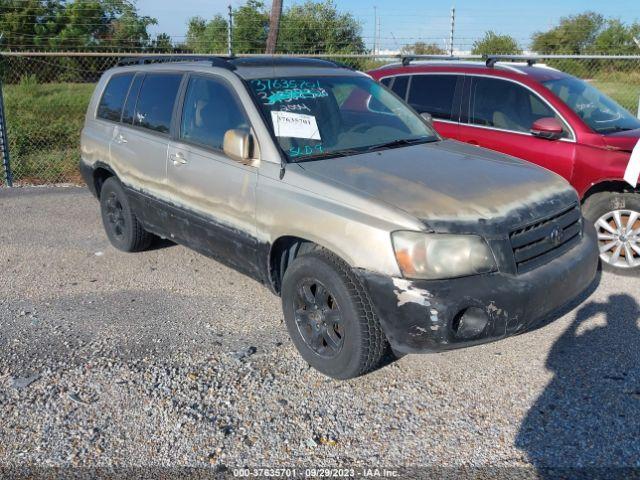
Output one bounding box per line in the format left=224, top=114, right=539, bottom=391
left=270, top=111, right=321, bottom=140
left=623, top=138, right=640, bottom=187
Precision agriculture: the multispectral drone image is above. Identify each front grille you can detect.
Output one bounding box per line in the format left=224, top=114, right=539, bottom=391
left=510, top=203, right=582, bottom=274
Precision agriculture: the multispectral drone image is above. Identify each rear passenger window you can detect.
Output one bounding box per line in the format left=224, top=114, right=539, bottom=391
left=380, top=77, right=393, bottom=87
left=180, top=76, right=249, bottom=151
left=134, top=73, right=182, bottom=134
left=407, top=75, right=458, bottom=120
left=389, top=76, right=409, bottom=100
left=121, top=74, right=143, bottom=125
left=97, top=74, right=134, bottom=122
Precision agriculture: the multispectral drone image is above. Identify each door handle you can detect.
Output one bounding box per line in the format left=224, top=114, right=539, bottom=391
left=170, top=152, right=187, bottom=166
left=116, top=134, right=128, bottom=144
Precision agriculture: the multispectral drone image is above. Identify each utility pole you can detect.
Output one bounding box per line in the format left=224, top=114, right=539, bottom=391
left=266, top=0, right=283, bottom=54
left=373, top=6, right=377, bottom=57
left=227, top=5, right=233, bottom=56
left=377, top=15, right=381, bottom=55
left=449, top=7, right=455, bottom=56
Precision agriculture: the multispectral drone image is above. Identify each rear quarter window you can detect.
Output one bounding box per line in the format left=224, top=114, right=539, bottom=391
left=97, top=73, right=134, bottom=122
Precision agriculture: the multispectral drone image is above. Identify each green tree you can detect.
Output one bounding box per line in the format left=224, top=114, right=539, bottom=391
left=592, top=19, right=640, bottom=54
left=184, top=15, right=228, bottom=53
left=471, top=31, right=521, bottom=55
left=152, top=33, right=173, bottom=52
left=233, top=0, right=268, bottom=53
left=184, top=0, right=366, bottom=55
left=531, top=12, right=604, bottom=54
left=277, top=0, right=365, bottom=54
left=0, top=0, right=163, bottom=51
left=401, top=42, right=445, bottom=55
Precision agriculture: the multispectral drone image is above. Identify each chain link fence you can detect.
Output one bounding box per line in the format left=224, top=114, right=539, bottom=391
left=0, top=52, right=639, bottom=186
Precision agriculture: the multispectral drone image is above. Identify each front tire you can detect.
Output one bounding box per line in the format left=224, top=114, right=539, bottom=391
left=281, top=249, right=388, bottom=379
left=583, top=191, right=640, bottom=274
left=99, top=177, right=154, bottom=252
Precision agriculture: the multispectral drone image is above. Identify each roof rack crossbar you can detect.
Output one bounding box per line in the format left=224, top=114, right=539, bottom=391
left=116, top=55, right=236, bottom=70
left=401, top=55, right=460, bottom=66
left=484, top=55, right=538, bottom=67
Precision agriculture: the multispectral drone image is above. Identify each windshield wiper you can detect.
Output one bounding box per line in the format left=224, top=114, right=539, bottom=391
left=599, top=126, right=636, bottom=134
left=366, top=137, right=434, bottom=151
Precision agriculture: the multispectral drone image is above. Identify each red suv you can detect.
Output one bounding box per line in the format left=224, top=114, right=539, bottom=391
left=369, top=59, right=640, bottom=274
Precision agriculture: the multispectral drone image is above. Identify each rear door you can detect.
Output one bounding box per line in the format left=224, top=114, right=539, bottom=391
left=457, top=75, right=577, bottom=181
left=86, top=72, right=134, bottom=173
left=110, top=71, right=184, bottom=211
left=165, top=73, right=260, bottom=278
left=404, top=74, right=463, bottom=139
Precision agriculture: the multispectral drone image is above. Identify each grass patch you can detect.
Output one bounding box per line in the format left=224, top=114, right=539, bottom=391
left=591, top=78, right=640, bottom=116
left=4, top=79, right=94, bottom=183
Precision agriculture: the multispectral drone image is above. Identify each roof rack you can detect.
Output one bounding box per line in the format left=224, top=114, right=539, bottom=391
left=116, top=55, right=236, bottom=70
left=401, top=55, right=460, bottom=66
left=484, top=55, right=537, bottom=67
left=229, top=56, right=351, bottom=70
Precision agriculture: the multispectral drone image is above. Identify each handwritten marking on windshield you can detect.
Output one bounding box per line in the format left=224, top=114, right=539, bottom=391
left=266, top=88, right=328, bottom=105
left=289, top=144, right=324, bottom=158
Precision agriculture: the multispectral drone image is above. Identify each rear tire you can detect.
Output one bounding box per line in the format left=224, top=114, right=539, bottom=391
left=281, top=249, right=388, bottom=379
left=99, top=177, right=154, bottom=252
left=583, top=191, right=640, bottom=275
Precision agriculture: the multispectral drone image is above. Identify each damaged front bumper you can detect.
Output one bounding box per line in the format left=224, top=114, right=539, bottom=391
left=355, top=225, right=599, bottom=354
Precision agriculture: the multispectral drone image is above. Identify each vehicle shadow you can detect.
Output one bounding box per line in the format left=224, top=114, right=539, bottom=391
left=515, top=292, right=640, bottom=474
left=147, top=237, right=177, bottom=251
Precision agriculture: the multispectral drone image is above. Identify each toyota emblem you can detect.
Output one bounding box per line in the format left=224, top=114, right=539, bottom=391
left=550, top=226, right=564, bottom=245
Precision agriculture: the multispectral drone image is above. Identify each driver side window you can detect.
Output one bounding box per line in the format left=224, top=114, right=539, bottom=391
left=180, top=76, right=250, bottom=151
left=470, top=77, right=568, bottom=138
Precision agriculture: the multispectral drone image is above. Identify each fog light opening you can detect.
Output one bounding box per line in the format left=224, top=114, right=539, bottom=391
left=452, top=307, right=489, bottom=340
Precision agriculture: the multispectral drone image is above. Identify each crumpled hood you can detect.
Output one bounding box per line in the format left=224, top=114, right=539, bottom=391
left=299, top=139, right=576, bottom=224
left=601, top=128, right=640, bottom=152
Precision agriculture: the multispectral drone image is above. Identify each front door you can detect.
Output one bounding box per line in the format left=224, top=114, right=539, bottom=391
left=457, top=76, right=576, bottom=182
left=166, top=74, right=260, bottom=278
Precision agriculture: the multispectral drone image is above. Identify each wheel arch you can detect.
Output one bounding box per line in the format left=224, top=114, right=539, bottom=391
left=92, top=162, right=117, bottom=198
left=581, top=180, right=639, bottom=204
left=268, top=235, right=353, bottom=295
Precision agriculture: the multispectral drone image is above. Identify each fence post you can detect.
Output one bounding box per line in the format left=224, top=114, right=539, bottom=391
left=0, top=75, right=12, bottom=187
left=227, top=5, right=233, bottom=57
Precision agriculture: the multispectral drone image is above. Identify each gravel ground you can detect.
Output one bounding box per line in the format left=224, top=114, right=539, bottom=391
left=1, top=186, right=639, bottom=475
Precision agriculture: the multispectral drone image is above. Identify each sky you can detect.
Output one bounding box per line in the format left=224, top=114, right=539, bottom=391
left=137, top=0, right=640, bottom=51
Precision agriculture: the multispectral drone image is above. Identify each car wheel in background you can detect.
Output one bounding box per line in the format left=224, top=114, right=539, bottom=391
left=281, top=249, right=388, bottom=379
left=583, top=192, right=640, bottom=274
left=99, top=176, right=155, bottom=252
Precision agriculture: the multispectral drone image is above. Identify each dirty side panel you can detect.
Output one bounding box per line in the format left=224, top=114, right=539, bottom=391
left=125, top=186, right=268, bottom=284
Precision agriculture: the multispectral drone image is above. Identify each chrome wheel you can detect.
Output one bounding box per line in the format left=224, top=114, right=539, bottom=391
left=595, top=209, right=640, bottom=269
left=294, top=279, right=344, bottom=358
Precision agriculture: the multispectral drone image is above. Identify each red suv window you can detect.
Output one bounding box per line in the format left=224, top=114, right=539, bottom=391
left=407, top=75, right=460, bottom=121
left=469, top=76, right=569, bottom=138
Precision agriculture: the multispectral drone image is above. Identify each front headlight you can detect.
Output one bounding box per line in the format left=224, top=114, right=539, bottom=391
left=391, top=231, right=496, bottom=280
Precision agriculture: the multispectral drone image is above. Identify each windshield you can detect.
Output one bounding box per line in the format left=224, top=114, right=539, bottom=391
left=248, top=75, right=438, bottom=161
left=542, top=76, right=640, bottom=134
